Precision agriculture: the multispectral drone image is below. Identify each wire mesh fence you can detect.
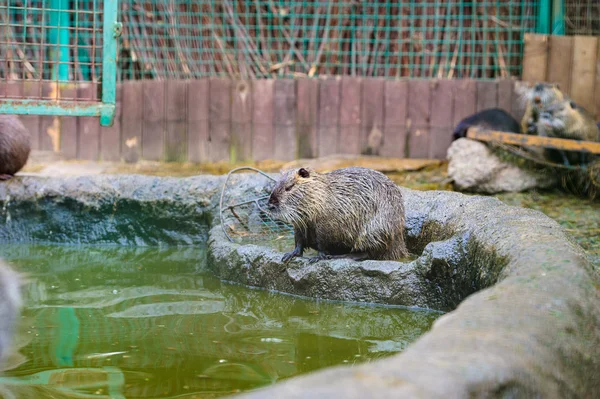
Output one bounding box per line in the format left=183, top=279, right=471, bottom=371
left=1, top=1, right=104, bottom=102
left=3, top=1, right=542, bottom=83
left=565, top=0, right=600, bottom=35
left=118, top=0, right=539, bottom=80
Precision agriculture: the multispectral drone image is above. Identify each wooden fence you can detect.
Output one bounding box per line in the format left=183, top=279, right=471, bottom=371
left=1, top=78, right=523, bottom=162
left=522, top=33, right=600, bottom=119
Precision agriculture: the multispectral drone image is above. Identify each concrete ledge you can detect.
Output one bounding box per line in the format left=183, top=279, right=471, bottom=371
left=0, top=174, right=598, bottom=397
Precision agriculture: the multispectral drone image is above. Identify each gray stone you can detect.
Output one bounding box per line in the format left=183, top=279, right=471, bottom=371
left=447, top=138, right=556, bottom=193
left=0, top=173, right=598, bottom=397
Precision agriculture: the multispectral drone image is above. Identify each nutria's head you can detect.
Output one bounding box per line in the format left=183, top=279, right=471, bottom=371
left=267, top=167, right=324, bottom=227
left=538, top=100, right=576, bottom=132
left=520, top=82, right=564, bottom=108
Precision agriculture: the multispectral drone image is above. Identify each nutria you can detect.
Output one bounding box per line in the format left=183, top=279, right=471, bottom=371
left=517, top=82, right=566, bottom=135
left=0, top=261, right=23, bottom=363
left=0, top=115, right=31, bottom=180
left=537, top=100, right=600, bottom=166
left=452, top=108, right=521, bottom=141
left=267, top=167, right=408, bottom=263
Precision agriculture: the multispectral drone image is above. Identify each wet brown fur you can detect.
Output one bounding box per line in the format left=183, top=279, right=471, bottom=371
left=267, top=167, right=408, bottom=263
left=0, top=115, right=31, bottom=179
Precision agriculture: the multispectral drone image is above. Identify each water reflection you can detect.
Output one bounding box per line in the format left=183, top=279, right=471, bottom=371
left=0, top=244, right=439, bottom=398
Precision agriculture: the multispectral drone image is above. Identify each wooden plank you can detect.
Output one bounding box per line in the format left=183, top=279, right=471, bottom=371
left=231, top=80, right=252, bottom=162
left=208, top=78, right=231, bottom=162
left=476, top=81, right=498, bottom=112
left=59, top=86, right=78, bottom=159
left=452, top=79, right=477, bottom=126
left=20, top=82, right=41, bottom=150
left=187, top=79, right=209, bottom=163
left=466, top=127, right=600, bottom=153
left=570, top=35, right=598, bottom=115
left=273, top=79, right=296, bottom=161
left=497, top=80, right=514, bottom=114
left=430, top=79, right=455, bottom=159
left=40, top=83, right=58, bottom=152
left=317, top=78, right=341, bottom=157
left=547, top=35, right=574, bottom=94
left=296, top=79, right=318, bottom=158
left=522, top=33, right=549, bottom=84
left=360, top=78, right=384, bottom=155
left=121, top=81, right=144, bottom=163
left=142, top=80, right=166, bottom=161
left=100, top=83, right=122, bottom=161
left=382, top=80, right=408, bottom=158
left=407, top=80, right=431, bottom=158
left=251, top=79, right=274, bottom=161
left=596, top=39, right=600, bottom=119
left=77, top=84, right=100, bottom=160
left=165, top=80, right=188, bottom=162
left=339, top=77, right=361, bottom=155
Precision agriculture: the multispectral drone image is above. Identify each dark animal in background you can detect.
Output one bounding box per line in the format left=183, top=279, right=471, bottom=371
left=517, top=82, right=566, bottom=135
left=0, top=261, right=23, bottom=364
left=267, top=167, right=408, bottom=263
left=0, top=115, right=31, bottom=181
left=537, top=100, right=600, bottom=166
left=452, top=108, right=521, bottom=141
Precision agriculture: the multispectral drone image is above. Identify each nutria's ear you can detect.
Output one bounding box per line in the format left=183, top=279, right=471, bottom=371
left=569, top=101, right=577, bottom=109
left=298, top=168, right=310, bottom=178
left=555, top=83, right=560, bottom=89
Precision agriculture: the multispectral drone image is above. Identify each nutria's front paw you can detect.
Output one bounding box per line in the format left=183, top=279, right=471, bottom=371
left=308, top=253, right=332, bottom=264
left=282, top=251, right=299, bottom=264
left=0, top=174, right=13, bottom=181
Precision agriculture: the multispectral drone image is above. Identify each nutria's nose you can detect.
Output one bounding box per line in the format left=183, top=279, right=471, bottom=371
left=534, top=83, right=544, bottom=91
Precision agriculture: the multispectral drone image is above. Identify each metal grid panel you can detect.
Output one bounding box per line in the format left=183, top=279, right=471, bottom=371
left=565, top=0, right=600, bottom=35
left=1, top=1, right=104, bottom=102
left=118, top=0, right=538, bottom=80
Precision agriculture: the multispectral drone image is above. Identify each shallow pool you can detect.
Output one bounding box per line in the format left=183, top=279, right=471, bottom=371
left=0, top=244, right=439, bottom=398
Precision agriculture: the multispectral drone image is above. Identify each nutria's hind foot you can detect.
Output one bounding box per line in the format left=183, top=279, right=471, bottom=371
left=0, top=174, right=13, bottom=181
left=308, top=252, right=332, bottom=264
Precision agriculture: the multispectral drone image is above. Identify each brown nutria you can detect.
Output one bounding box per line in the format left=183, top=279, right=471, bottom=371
left=0, top=261, right=23, bottom=364
left=0, top=115, right=31, bottom=180
left=537, top=99, right=600, bottom=166
left=517, top=82, right=566, bottom=135
left=267, top=166, right=408, bottom=263
left=452, top=108, right=521, bottom=141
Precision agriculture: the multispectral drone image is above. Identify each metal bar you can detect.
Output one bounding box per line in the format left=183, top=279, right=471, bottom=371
left=100, top=0, right=120, bottom=126
left=48, top=0, right=71, bottom=81
left=537, top=0, right=551, bottom=34
left=551, top=0, right=565, bottom=35
left=0, top=99, right=114, bottom=117
left=466, top=128, right=600, bottom=154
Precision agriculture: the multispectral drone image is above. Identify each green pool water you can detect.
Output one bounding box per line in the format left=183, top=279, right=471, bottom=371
left=0, top=244, right=439, bottom=399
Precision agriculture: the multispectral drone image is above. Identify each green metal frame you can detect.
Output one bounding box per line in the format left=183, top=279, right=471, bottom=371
left=0, top=0, right=121, bottom=127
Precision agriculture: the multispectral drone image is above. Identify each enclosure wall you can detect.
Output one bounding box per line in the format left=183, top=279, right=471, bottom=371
left=1, top=78, right=521, bottom=162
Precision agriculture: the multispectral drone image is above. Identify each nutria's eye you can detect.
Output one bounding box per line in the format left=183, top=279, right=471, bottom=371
left=298, top=168, right=310, bottom=178
left=285, top=183, right=295, bottom=192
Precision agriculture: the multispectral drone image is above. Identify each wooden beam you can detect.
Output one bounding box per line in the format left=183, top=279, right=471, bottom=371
left=466, top=128, right=600, bottom=154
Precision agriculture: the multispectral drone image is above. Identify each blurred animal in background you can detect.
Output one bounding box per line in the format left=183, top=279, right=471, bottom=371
left=452, top=108, right=521, bottom=141
left=516, top=82, right=567, bottom=136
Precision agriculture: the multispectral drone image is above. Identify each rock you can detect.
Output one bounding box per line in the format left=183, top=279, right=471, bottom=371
left=282, top=155, right=442, bottom=174
left=447, top=138, right=556, bottom=193
left=0, top=174, right=598, bottom=397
